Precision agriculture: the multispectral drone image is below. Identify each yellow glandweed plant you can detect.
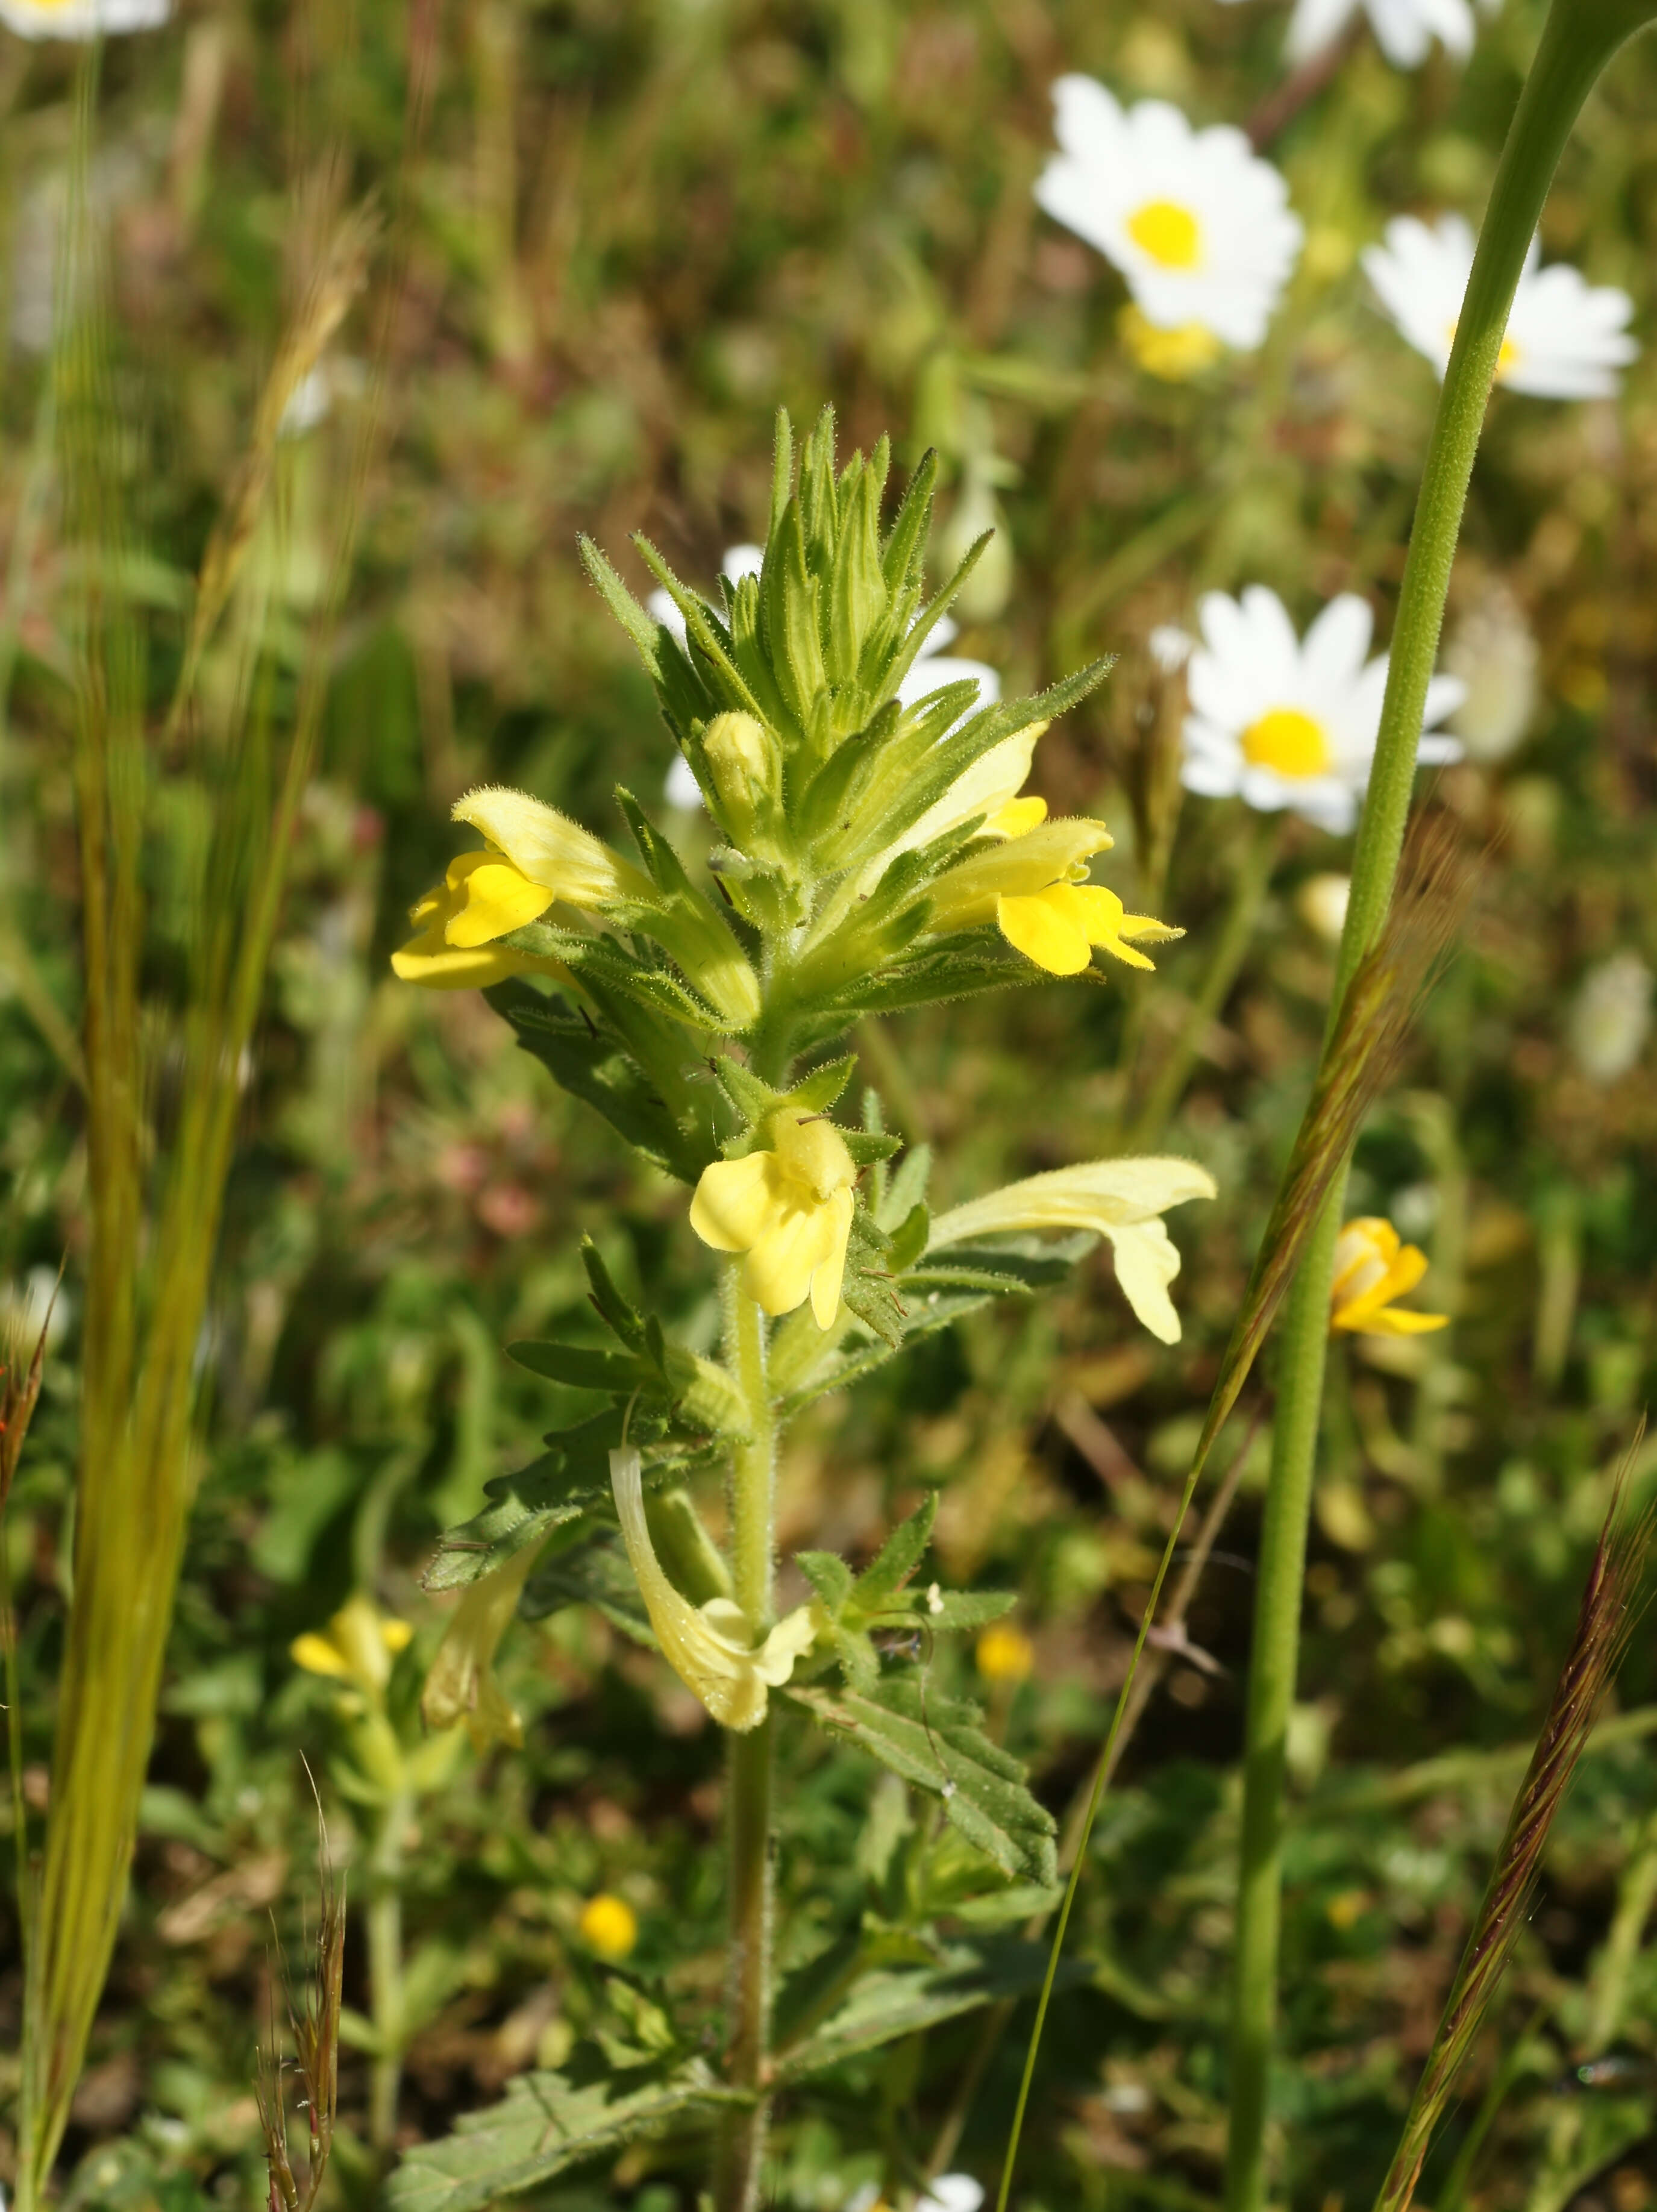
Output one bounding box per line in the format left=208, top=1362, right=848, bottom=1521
left=386, top=409, right=1218, bottom=2212
left=10, top=52, right=385, bottom=2203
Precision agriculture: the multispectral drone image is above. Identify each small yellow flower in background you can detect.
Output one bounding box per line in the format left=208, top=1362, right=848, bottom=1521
left=690, top=1109, right=857, bottom=1327
left=578, top=1891, right=639, bottom=1960
left=392, top=785, right=650, bottom=989
left=292, top=1594, right=413, bottom=1697
left=1330, top=1217, right=1447, bottom=1336
left=610, top=1450, right=817, bottom=1732
left=976, top=1622, right=1035, bottom=1685
left=1119, top=304, right=1224, bottom=381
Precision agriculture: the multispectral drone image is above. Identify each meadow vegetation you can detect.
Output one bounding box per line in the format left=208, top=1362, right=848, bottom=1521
left=3, top=3, right=1657, bottom=2210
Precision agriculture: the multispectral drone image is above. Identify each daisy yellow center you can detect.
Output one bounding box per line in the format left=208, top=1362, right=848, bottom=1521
left=1241, top=707, right=1330, bottom=780
left=1126, top=199, right=1202, bottom=271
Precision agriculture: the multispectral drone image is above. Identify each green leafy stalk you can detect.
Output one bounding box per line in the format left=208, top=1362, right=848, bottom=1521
left=1223, top=7, right=1657, bottom=2206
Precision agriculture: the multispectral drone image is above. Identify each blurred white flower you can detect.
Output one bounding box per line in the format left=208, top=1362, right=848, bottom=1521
left=1362, top=215, right=1638, bottom=400
left=1148, top=623, right=1195, bottom=674
left=1443, top=581, right=1538, bottom=762
left=1181, top=586, right=1464, bottom=833
left=1568, top=953, right=1652, bottom=1085
left=1296, top=872, right=1351, bottom=943
left=1218, top=0, right=1480, bottom=69
left=1, top=0, right=169, bottom=36
left=918, top=2179, right=985, bottom=2212
left=1034, top=75, right=1303, bottom=354
left=652, top=543, right=1001, bottom=812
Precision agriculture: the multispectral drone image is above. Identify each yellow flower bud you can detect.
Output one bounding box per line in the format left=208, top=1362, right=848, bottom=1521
left=701, top=710, right=778, bottom=821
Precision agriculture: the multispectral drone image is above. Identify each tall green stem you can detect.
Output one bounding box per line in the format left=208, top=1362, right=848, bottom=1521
left=714, top=1276, right=777, bottom=2212
left=1222, top=8, right=1647, bottom=2207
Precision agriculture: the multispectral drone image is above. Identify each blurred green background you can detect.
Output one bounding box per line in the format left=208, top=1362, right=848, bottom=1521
left=3, top=0, right=1657, bottom=2205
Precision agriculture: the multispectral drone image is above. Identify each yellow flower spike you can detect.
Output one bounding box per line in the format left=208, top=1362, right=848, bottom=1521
left=610, top=1449, right=817, bottom=1732
left=996, top=882, right=1182, bottom=978
left=927, top=1157, right=1217, bottom=1345
left=422, top=1546, right=540, bottom=1750
left=689, top=1109, right=857, bottom=1328
left=976, top=1622, right=1035, bottom=1685
left=290, top=1594, right=413, bottom=1697
left=1330, top=1217, right=1449, bottom=1337
left=578, top=1892, right=639, bottom=1961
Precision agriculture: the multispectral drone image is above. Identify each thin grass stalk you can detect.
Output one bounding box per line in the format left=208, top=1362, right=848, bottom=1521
left=1222, top=7, right=1655, bottom=2201
left=1374, top=1442, right=1651, bottom=2212
left=993, top=830, right=1469, bottom=2212
left=16, top=81, right=421, bottom=2204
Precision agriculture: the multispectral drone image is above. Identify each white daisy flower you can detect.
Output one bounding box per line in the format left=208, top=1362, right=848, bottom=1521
left=651, top=544, right=1001, bottom=810
left=1362, top=215, right=1638, bottom=400
left=1180, top=586, right=1465, bottom=833
left=1033, top=75, right=1303, bottom=354
left=1219, top=0, right=1480, bottom=70
left=1, top=0, right=169, bottom=36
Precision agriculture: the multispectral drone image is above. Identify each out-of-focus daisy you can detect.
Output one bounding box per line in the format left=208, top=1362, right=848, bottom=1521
left=1443, top=580, right=1538, bottom=762
left=653, top=544, right=1001, bottom=810
left=1362, top=215, right=1638, bottom=400
left=1034, top=75, right=1303, bottom=356
left=1219, top=0, right=1479, bottom=69
left=1180, top=586, right=1464, bottom=833
left=1568, top=953, right=1652, bottom=1085
left=1, top=0, right=169, bottom=35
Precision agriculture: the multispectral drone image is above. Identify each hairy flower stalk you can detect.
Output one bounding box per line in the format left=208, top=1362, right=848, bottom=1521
left=1373, top=1441, right=1652, bottom=2212
left=390, top=409, right=1211, bottom=2212
left=1222, top=6, right=1657, bottom=2207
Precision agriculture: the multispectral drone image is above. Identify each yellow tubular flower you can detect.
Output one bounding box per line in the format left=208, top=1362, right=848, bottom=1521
left=689, top=1110, right=857, bottom=1328
left=291, top=1594, right=413, bottom=1696
left=926, top=818, right=1180, bottom=979
left=392, top=784, right=652, bottom=989
left=928, top=1157, right=1217, bottom=1345
left=421, top=1546, right=540, bottom=1750
left=1330, top=1218, right=1448, bottom=1337
left=610, top=1449, right=817, bottom=1732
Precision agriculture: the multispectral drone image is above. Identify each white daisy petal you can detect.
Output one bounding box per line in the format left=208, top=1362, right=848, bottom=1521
left=1179, top=584, right=1463, bottom=833
left=1366, top=213, right=1638, bottom=401
left=1035, top=77, right=1301, bottom=361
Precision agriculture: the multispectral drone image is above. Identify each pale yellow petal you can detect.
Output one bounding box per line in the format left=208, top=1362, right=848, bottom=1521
left=610, top=1449, right=796, bottom=1732
left=421, top=1546, right=539, bottom=1750
left=291, top=1632, right=351, bottom=1679
left=689, top=1152, right=778, bottom=1254
left=809, top=1186, right=855, bottom=1329
left=453, top=785, right=650, bottom=907
left=869, top=723, right=1048, bottom=879
left=745, top=1201, right=839, bottom=1318
left=1102, top=1218, right=1184, bottom=1344
left=928, top=1158, right=1217, bottom=1250
left=442, top=851, right=557, bottom=948
left=985, top=794, right=1048, bottom=838
left=997, top=888, right=1091, bottom=975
